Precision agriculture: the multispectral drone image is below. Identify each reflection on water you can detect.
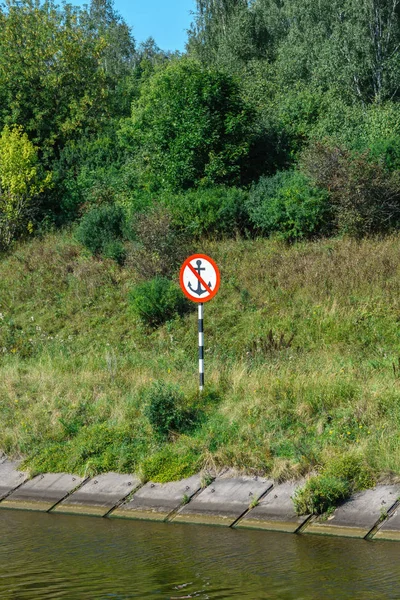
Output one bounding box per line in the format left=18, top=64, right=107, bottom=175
left=0, top=510, right=400, bottom=599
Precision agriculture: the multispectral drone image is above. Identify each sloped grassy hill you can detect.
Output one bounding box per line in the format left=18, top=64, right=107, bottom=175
left=1, top=232, right=400, bottom=512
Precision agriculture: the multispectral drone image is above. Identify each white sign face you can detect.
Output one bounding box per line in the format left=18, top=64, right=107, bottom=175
left=180, top=254, right=220, bottom=303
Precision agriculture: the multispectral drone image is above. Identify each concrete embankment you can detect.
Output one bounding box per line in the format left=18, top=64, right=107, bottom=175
left=1, top=459, right=400, bottom=541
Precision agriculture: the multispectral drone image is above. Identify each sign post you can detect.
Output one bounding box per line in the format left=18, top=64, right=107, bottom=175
left=180, top=254, right=220, bottom=392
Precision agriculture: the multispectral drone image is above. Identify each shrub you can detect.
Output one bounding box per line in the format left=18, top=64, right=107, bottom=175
left=127, top=204, right=190, bottom=278
left=75, top=204, right=126, bottom=261
left=102, top=240, right=126, bottom=265
left=247, top=170, right=330, bottom=240
left=143, top=382, right=198, bottom=439
left=163, top=185, right=250, bottom=238
left=129, top=277, right=190, bottom=328
left=301, top=141, right=400, bottom=236
left=369, top=137, right=400, bottom=172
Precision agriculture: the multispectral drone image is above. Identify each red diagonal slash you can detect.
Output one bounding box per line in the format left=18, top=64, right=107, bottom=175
left=187, top=262, right=213, bottom=295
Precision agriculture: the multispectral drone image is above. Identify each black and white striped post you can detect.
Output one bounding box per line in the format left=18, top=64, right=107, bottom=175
left=180, top=254, right=220, bottom=393
left=198, top=302, right=204, bottom=391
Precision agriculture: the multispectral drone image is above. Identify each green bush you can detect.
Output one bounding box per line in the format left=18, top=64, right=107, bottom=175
left=247, top=170, right=330, bottom=240
left=129, top=277, right=190, bottom=328
left=102, top=240, right=126, bottom=265
left=163, top=185, right=250, bottom=238
left=369, top=137, right=400, bottom=172
left=75, top=204, right=126, bottom=261
left=143, top=382, right=198, bottom=439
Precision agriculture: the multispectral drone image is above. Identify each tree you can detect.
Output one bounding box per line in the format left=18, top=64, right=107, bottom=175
left=275, top=0, right=400, bottom=103
left=120, top=59, right=254, bottom=192
left=0, top=126, right=52, bottom=249
left=0, top=0, right=136, bottom=164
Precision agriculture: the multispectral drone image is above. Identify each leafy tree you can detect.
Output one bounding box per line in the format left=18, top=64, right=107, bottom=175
left=120, top=59, right=254, bottom=192
left=275, top=0, right=400, bottom=103
left=0, top=125, right=52, bottom=249
left=0, top=0, right=135, bottom=165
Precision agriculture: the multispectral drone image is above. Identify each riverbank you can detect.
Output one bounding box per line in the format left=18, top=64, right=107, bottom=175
left=2, top=232, right=400, bottom=514
left=1, top=459, right=400, bottom=541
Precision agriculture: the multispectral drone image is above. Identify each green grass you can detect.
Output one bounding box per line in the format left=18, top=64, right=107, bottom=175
left=2, top=232, right=400, bottom=512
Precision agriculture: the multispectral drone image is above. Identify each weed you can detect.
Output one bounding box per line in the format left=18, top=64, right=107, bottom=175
left=200, top=473, right=214, bottom=488
left=249, top=496, right=259, bottom=509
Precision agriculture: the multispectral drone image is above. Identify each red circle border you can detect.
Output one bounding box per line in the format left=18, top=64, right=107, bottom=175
left=179, top=254, right=220, bottom=303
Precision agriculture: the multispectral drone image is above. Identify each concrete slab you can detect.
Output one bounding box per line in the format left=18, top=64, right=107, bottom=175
left=111, top=474, right=201, bottom=521
left=0, top=460, right=28, bottom=501
left=53, top=473, right=140, bottom=517
left=173, top=477, right=273, bottom=527
left=373, top=502, right=400, bottom=541
left=304, top=485, right=400, bottom=539
left=0, top=473, right=85, bottom=512
left=235, top=481, right=309, bottom=533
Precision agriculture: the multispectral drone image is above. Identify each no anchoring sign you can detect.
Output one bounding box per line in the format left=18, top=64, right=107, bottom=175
left=180, top=254, right=220, bottom=392
left=179, top=254, right=220, bottom=303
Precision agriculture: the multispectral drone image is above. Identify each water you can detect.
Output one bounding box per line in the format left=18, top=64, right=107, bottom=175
left=1, top=510, right=400, bottom=599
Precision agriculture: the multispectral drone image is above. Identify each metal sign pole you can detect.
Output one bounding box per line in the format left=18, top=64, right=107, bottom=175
left=198, top=302, right=204, bottom=392
left=180, top=254, right=220, bottom=393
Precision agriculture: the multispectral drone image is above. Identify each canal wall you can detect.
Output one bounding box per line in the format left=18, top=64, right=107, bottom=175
left=1, top=459, right=400, bottom=541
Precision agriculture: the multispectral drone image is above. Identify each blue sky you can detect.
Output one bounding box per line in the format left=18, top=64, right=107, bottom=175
left=73, top=0, right=197, bottom=52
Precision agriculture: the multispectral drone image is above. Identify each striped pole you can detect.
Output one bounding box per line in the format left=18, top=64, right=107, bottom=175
left=198, top=302, right=204, bottom=392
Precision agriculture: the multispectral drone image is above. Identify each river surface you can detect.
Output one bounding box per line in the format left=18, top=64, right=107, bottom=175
left=1, top=510, right=400, bottom=599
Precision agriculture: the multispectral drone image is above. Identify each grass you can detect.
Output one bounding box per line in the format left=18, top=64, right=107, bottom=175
left=2, top=231, right=400, bottom=512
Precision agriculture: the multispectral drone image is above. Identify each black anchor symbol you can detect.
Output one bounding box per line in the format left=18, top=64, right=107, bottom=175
left=188, top=260, right=212, bottom=297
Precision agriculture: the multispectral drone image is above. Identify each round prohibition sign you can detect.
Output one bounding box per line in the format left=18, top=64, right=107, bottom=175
left=180, top=254, right=220, bottom=303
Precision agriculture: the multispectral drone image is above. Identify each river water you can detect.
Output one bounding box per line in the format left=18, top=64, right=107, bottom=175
left=1, top=510, right=400, bottom=599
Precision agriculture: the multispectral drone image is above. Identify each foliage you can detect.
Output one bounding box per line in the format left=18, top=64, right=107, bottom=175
left=190, top=0, right=400, bottom=104
left=301, top=141, right=400, bottom=236
left=75, top=204, right=126, bottom=263
left=0, top=0, right=135, bottom=159
left=129, top=277, right=191, bottom=328
left=163, top=185, right=250, bottom=238
left=0, top=125, right=52, bottom=249
left=247, top=170, right=330, bottom=240
left=143, top=381, right=199, bottom=439
left=127, top=204, right=191, bottom=278
left=120, top=59, right=254, bottom=192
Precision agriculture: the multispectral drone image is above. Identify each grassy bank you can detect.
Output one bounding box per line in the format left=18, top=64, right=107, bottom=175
left=1, top=232, right=400, bottom=513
